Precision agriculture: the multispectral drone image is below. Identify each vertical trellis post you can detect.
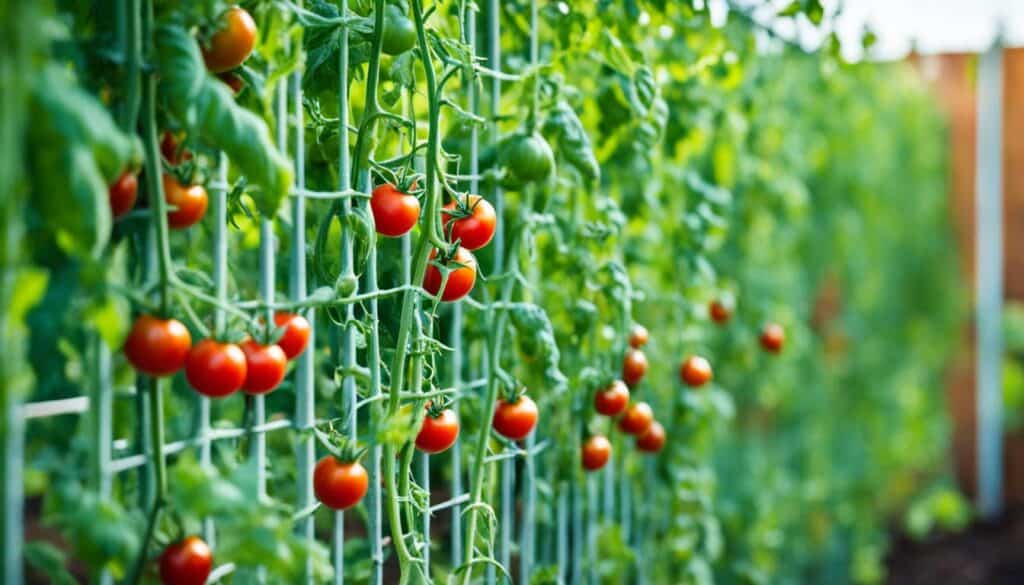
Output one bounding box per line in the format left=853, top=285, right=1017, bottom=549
left=335, top=0, right=356, bottom=579
left=88, top=337, right=114, bottom=585
left=975, top=35, right=1004, bottom=520
left=289, top=18, right=317, bottom=580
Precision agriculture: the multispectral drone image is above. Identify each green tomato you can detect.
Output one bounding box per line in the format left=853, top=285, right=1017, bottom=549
left=335, top=271, right=359, bottom=298
left=499, top=132, right=555, bottom=188
left=382, top=5, right=417, bottom=56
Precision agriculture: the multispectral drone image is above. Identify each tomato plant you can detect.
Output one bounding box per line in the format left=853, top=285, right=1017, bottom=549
left=8, top=0, right=966, bottom=583
left=492, top=395, right=539, bottom=441
left=159, top=535, right=212, bottom=585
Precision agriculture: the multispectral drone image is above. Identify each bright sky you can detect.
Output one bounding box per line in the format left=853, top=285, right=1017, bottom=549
left=736, top=0, right=1024, bottom=60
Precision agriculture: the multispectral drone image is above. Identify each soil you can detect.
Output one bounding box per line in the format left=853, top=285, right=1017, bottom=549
left=886, top=507, right=1024, bottom=585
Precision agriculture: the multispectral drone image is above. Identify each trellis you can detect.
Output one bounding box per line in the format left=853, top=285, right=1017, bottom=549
left=0, top=1, right=658, bottom=584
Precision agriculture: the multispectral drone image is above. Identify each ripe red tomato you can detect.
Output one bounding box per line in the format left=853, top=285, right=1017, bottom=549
left=240, top=339, right=287, bottom=395
left=422, top=247, right=477, bottom=302
left=492, top=395, right=538, bottom=441
left=581, top=435, right=612, bottom=471
left=185, top=339, right=246, bottom=398
left=163, top=174, right=208, bottom=229
left=202, top=6, right=257, bottom=73
left=313, top=455, right=369, bottom=510
left=618, top=401, right=653, bottom=436
left=709, top=300, right=732, bottom=324
left=636, top=421, right=666, bottom=453
left=415, top=407, right=459, bottom=454
left=273, top=312, right=311, bottom=360
left=217, top=71, right=245, bottom=94
left=443, top=194, right=496, bottom=251
left=680, top=355, right=713, bottom=387
left=160, top=132, right=192, bottom=164
left=622, top=348, right=648, bottom=387
left=109, top=171, right=138, bottom=218
left=594, top=380, right=630, bottom=417
left=760, top=323, right=785, bottom=354
left=371, top=183, right=420, bottom=237
left=124, top=315, right=191, bottom=377
left=628, top=324, right=649, bottom=348
left=159, top=535, right=212, bottom=585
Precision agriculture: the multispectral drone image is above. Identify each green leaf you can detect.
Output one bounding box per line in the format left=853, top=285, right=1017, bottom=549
left=156, top=25, right=293, bottom=217
left=24, top=542, right=77, bottom=585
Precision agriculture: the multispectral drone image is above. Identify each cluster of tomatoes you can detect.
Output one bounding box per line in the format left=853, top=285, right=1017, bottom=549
left=371, top=183, right=498, bottom=303
left=108, top=6, right=257, bottom=240
left=580, top=299, right=787, bottom=473
left=125, top=311, right=310, bottom=398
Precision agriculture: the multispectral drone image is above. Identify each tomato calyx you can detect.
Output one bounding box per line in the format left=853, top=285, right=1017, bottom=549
left=424, top=397, right=454, bottom=420
left=314, top=424, right=367, bottom=464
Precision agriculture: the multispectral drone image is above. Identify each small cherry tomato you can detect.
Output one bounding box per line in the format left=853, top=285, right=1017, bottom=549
left=618, top=401, right=654, bottom=436
left=381, top=4, right=417, bottom=55
left=109, top=171, right=138, bottom=218
left=628, top=324, right=649, bottom=348
left=709, top=300, right=732, bottom=324
left=415, top=408, right=459, bottom=454
left=185, top=339, right=247, bottom=398
left=680, top=355, right=713, bottom=387
left=581, top=435, right=612, bottom=471
left=594, top=380, right=630, bottom=417
left=240, top=339, right=287, bottom=395
left=160, top=132, right=192, bottom=164
left=622, top=348, right=648, bottom=387
left=159, top=535, right=212, bottom=585
left=163, top=174, right=208, bottom=229
left=124, top=315, right=192, bottom=377
left=760, top=323, right=785, bottom=354
left=313, top=455, right=369, bottom=510
left=371, top=183, right=420, bottom=237
left=492, top=395, right=538, bottom=441
left=273, top=312, right=311, bottom=360
left=636, top=421, right=666, bottom=453
left=422, top=247, right=477, bottom=302
left=443, top=194, right=496, bottom=251
left=217, top=71, right=245, bottom=94
left=202, top=6, right=257, bottom=73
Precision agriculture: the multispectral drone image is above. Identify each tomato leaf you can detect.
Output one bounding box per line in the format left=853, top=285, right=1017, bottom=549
left=155, top=25, right=293, bottom=217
